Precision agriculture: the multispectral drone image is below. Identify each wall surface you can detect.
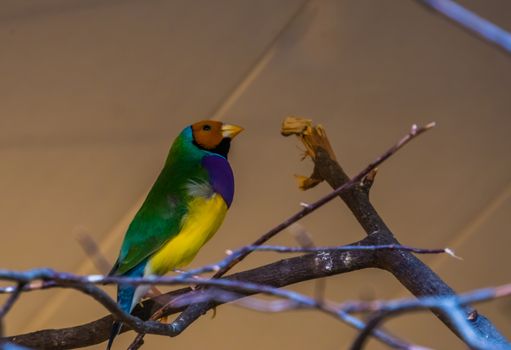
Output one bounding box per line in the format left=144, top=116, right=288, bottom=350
left=0, top=0, right=510, bottom=349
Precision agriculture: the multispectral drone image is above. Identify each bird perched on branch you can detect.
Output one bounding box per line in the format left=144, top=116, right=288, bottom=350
left=107, top=120, right=243, bottom=349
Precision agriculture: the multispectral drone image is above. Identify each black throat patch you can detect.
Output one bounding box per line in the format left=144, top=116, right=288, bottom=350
left=193, top=137, right=231, bottom=158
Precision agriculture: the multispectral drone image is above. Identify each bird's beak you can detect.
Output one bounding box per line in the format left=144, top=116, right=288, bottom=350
left=221, top=124, right=244, bottom=139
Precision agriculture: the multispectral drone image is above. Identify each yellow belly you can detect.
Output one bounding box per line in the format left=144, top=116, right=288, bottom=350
left=148, top=194, right=227, bottom=275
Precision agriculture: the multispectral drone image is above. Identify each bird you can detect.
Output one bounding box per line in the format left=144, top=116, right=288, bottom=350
left=106, top=120, right=243, bottom=349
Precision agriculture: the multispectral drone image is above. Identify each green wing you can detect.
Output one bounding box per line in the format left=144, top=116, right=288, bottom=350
left=111, top=189, right=188, bottom=275
left=111, top=152, right=208, bottom=276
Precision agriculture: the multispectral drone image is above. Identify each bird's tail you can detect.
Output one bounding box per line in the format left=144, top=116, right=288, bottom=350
left=107, top=320, right=123, bottom=350
left=106, top=281, right=137, bottom=350
left=107, top=261, right=147, bottom=350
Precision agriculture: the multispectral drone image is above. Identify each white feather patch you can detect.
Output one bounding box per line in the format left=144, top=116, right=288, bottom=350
left=185, top=180, right=214, bottom=198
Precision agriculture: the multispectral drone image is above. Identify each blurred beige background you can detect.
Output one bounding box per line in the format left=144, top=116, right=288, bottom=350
left=1, top=0, right=510, bottom=349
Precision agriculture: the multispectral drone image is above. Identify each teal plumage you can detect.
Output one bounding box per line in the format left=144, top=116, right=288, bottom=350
left=107, top=120, right=242, bottom=349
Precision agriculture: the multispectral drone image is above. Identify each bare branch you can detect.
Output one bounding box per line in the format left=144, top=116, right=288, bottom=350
left=1, top=255, right=439, bottom=350
left=236, top=244, right=455, bottom=256
left=5, top=237, right=377, bottom=349
left=173, top=289, right=424, bottom=350
left=348, top=283, right=511, bottom=350
left=282, top=117, right=508, bottom=348
left=1, top=242, right=449, bottom=349
left=417, top=0, right=511, bottom=54
left=0, top=281, right=57, bottom=294
left=0, top=283, right=24, bottom=319
left=75, top=230, right=111, bottom=275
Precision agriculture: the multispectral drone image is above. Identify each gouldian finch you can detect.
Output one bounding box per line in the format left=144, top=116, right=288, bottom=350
left=107, top=120, right=243, bottom=349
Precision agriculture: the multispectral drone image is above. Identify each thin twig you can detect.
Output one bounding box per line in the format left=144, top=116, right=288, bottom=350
left=134, top=282, right=511, bottom=349
left=349, top=285, right=511, bottom=350
left=230, top=244, right=456, bottom=256
left=0, top=267, right=414, bottom=349
left=181, top=242, right=455, bottom=280
left=0, top=283, right=24, bottom=319
left=0, top=243, right=453, bottom=296
left=5, top=236, right=377, bottom=349
left=210, top=122, right=435, bottom=280
left=170, top=289, right=424, bottom=350
left=417, top=0, right=511, bottom=54
left=75, top=231, right=111, bottom=275
left=0, top=281, right=57, bottom=295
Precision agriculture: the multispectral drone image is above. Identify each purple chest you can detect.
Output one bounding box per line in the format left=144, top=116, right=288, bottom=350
left=202, top=155, right=235, bottom=207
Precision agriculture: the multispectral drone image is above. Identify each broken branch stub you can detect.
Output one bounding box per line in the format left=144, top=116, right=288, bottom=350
left=281, top=116, right=337, bottom=190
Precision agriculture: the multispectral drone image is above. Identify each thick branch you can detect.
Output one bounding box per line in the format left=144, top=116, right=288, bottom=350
left=6, top=239, right=376, bottom=349
left=293, top=120, right=509, bottom=347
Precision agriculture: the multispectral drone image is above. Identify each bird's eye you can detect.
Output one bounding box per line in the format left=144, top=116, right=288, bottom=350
left=202, top=125, right=211, bottom=131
